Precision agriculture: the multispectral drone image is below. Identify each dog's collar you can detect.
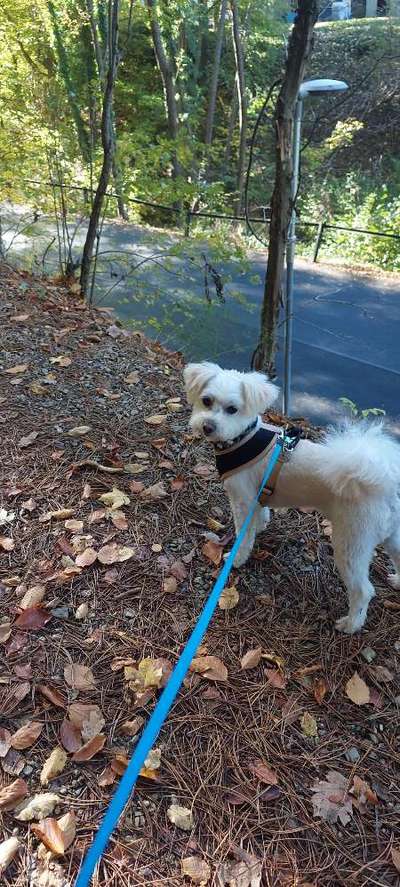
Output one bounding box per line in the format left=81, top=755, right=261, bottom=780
left=214, top=421, right=303, bottom=487
left=213, top=418, right=259, bottom=452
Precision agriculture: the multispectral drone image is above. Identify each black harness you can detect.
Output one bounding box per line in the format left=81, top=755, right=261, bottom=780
left=214, top=422, right=302, bottom=485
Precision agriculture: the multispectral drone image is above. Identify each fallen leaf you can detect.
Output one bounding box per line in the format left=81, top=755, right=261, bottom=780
left=12, top=682, right=31, bottom=704
left=0, top=536, right=15, bottom=552
left=75, top=603, right=89, bottom=620
left=351, top=775, right=378, bottom=812
left=40, top=508, right=75, bottom=522
left=11, top=721, right=43, bottom=750
left=71, top=734, right=106, bottom=762
left=311, top=771, right=353, bottom=825
left=68, top=703, right=103, bottom=731
left=120, top=716, right=144, bottom=737
left=216, top=855, right=262, bottom=887
left=97, top=543, right=135, bottom=564
left=81, top=709, right=105, bottom=743
left=12, top=313, right=29, bottom=321
left=314, top=677, right=328, bottom=705
left=0, top=621, right=12, bottom=643
left=59, top=720, right=82, bottom=753
left=21, top=498, right=37, bottom=513
left=0, top=507, right=16, bottom=525
left=14, top=663, right=32, bottom=679
left=240, top=647, right=262, bottom=670
left=219, top=585, right=239, bottom=610
left=58, top=810, right=76, bottom=850
left=18, top=431, right=39, bottom=448
left=249, top=760, right=278, bottom=785
left=64, top=663, right=96, bottom=691
left=167, top=804, right=193, bottom=831
left=202, top=539, right=223, bottom=566
left=124, top=462, right=146, bottom=475
left=181, top=856, right=211, bottom=884
left=29, top=381, right=47, bottom=395
left=98, top=765, right=116, bottom=787
left=50, top=356, right=72, bottom=367
left=20, top=585, right=46, bottom=609
left=0, top=836, right=20, bottom=875
left=163, top=576, right=177, bottom=594
left=168, top=559, right=188, bottom=581
left=15, top=607, right=51, bottom=631
left=66, top=425, right=91, bottom=437
left=65, top=519, right=84, bottom=532
left=193, top=463, right=213, bottom=478
left=124, top=371, right=139, bottom=384
left=265, top=668, right=287, bottom=689
left=4, top=363, right=28, bottom=374
left=345, top=672, right=370, bottom=706
left=110, top=753, right=128, bottom=776
left=369, top=665, right=394, bottom=683
left=0, top=777, right=29, bottom=811
left=0, top=727, right=12, bottom=757
left=191, top=656, right=228, bottom=682
left=40, top=747, right=68, bottom=785
left=391, top=847, right=400, bottom=875
left=98, top=487, right=130, bottom=510
left=75, top=547, right=97, bottom=568
left=383, top=599, right=400, bottom=611
left=31, top=818, right=65, bottom=855
left=262, top=651, right=285, bottom=670
left=37, top=684, right=66, bottom=709
left=144, top=414, right=166, bottom=425
left=15, top=793, right=61, bottom=821
left=141, top=481, right=167, bottom=500
left=300, top=712, right=319, bottom=738
left=110, top=510, right=128, bottom=530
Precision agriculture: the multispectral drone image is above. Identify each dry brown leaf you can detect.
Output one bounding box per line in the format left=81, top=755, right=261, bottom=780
left=162, top=576, right=177, bottom=594
left=144, top=414, right=166, bottom=425
left=391, top=847, right=400, bottom=875
left=249, top=760, right=278, bottom=785
left=68, top=703, right=103, bottom=731
left=81, top=709, right=105, bottom=743
left=4, top=363, right=28, bottom=374
left=71, top=734, right=106, bottom=762
left=369, top=665, right=394, bottom=683
left=15, top=793, right=60, bottom=821
left=167, top=804, right=193, bottom=831
left=0, top=536, right=15, bottom=552
left=29, top=381, right=46, bottom=395
left=65, top=519, right=84, bottom=532
left=0, top=777, right=29, bottom=811
left=50, top=356, right=72, bottom=367
left=0, top=727, right=12, bottom=757
left=0, top=621, right=12, bottom=643
left=311, top=771, right=353, bottom=825
left=240, top=647, right=262, bottom=670
left=129, top=480, right=145, bottom=494
left=110, top=510, right=128, bottom=530
left=98, top=765, right=116, bottom=787
left=218, top=585, right=239, bottom=610
left=57, top=810, right=76, bottom=850
left=193, top=463, right=213, bottom=477
left=40, top=508, right=75, bottom=522
left=31, top=818, right=65, bottom=855
left=202, top=539, right=223, bottom=566
left=216, top=855, right=262, bottom=887
left=170, top=476, right=186, bottom=492
left=345, top=672, right=370, bottom=705
left=2, top=748, right=25, bottom=776
left=59, top=719, right=82, bottom=753
left=15, top=606, right=52, bottom=630
left=168, top=559, right=188, bottom=581
left=75, top=603, right=89, bottom=620
left=181, top=856, right=211, bottom=884
left=64, top=663, right=96, bottom=691
left=124, top=371, right=139, bottom=384
left=190, top=656, right=228, bottom=682
left=97, top=542, right=134, bottom=564
left=300, top=711, right=319, bottom=738
left=18, top=430, right=39, bottom=448
left=67, top=425, right=91, bottom=437
left=120, top=716, right=144, bottom=737
left=40, top=747, right=68, bottom=786
left=11, top=721, right=43, bottom=750
left=313, top=677, right=328, bottom=705
left=75, top=547, right=97, bottom=568
left=98, top=487, right=130, bottom=510
left=265, top=668, right=287, bottom=689
left=20, top=585, right=46, bottom=609
left=21, top=497, right=37, bottom=512
left=37, top=684, right=66, bottom=709
left=350, top=775, right=378, bottom=812
left=141, top=481, right=168, bottom=501
left=0, top=836, right=20, bottom=875
left=14, top=663, right=32, bottom=679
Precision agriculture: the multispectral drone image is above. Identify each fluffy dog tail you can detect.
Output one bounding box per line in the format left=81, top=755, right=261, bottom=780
left=313, top=422, right=400, bottom=500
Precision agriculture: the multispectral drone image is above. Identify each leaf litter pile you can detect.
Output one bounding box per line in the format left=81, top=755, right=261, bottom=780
left=0, top=264, right=400, bottom=886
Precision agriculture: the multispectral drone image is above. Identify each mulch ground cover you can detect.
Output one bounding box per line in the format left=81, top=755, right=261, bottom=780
left=0, top=262, right=399, bottom=887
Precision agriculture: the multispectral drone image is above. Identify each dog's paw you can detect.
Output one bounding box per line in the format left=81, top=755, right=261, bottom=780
left=387, top=572, right=400, bottom=590
left=335, top=614, right=363, bottom=634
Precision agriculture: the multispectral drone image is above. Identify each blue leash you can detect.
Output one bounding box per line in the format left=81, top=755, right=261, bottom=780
left=75, top=437, right=283, bottom=886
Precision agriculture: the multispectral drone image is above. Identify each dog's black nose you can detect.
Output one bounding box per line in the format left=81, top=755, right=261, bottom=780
left=203, top=422, right=215, bottom=436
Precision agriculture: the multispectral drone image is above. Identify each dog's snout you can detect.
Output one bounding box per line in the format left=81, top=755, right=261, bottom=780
left=203, top=422, right=215, bottom=436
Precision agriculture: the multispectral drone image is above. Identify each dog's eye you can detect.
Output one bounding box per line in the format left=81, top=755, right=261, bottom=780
left=202, top=396, right=212, bottom=408
left=226, top=405, right=238, bottom=415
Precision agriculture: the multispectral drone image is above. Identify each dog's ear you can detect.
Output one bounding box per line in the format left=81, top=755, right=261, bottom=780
left=183, top=362, right=220, bottom=404
left=241, top=372, right=279, bottom=415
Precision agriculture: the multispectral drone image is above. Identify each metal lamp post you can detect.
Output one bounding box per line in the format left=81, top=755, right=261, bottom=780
left=282, top=78, right=349, bottom=417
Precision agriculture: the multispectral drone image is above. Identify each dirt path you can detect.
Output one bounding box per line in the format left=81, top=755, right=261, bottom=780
left=0, top=264, right=399, bottom=886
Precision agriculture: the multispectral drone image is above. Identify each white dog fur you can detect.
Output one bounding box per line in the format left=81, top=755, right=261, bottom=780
left=184, top=361, right=400, bottom=634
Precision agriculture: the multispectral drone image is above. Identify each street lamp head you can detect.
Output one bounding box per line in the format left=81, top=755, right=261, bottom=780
left=299, top=78, right=349, bottom=98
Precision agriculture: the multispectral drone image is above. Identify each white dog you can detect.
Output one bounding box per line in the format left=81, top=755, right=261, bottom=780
left=184, top=361, right=400, bottom=634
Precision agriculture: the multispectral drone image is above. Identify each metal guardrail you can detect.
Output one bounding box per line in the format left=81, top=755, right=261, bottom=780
left=5, top=177, right=400, bottom=264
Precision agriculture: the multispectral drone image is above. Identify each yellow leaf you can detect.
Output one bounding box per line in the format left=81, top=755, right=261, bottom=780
left=300, top=711, right=319, bottom=738
left=98, top=487, right=130, bottom=510
left=167, top=804, right=193, bottom=831
left=40, top=748, right=68, bottom=785
left=218, top=585, right=239, bottom=611
left=181, top=856, right=211, bottom=884
left=345, top=672, right=370, bottom=705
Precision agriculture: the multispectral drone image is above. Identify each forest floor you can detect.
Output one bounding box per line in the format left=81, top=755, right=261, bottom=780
left=0, top=263, right=400, bottom=887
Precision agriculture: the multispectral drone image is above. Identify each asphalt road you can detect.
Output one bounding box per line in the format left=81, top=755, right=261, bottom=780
left=3, top=210, right=400, bottom=430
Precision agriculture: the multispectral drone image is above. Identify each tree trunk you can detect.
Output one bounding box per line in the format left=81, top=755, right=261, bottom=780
left=252, top=0, right=319, bottom=377
left=230, top=0, right=247, bottom=215
left=224, top=82, right=238, bottom=167
left=204, top=0, right=228, bottom=149
left=80, top=0, right=120, bottom=297
left=146, top=0, right=181, bottom=179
